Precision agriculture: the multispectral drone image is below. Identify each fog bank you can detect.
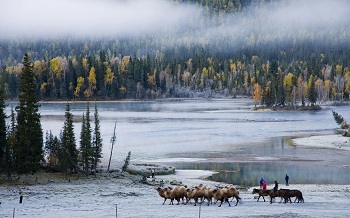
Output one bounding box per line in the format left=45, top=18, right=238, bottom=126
left=0, top=0, right=349, bottom=47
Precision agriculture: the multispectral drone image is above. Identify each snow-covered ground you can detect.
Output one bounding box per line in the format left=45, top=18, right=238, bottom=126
left=293, top=134, right=350, bottom=151
left=1, top=135, right=350, bottom=218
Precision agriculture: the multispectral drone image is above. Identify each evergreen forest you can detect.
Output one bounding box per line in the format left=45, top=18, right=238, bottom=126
left=0, top=0, right=350, bottom=107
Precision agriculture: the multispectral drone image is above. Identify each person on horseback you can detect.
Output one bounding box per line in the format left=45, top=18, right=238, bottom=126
left=260, top=178, right=264, bottom=188
left=262, top=180, right=267, bottom=190
left=273, top=181, right=278, bottom=193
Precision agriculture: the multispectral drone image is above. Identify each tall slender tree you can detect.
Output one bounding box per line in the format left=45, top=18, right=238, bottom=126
left=269, top=60, right=279, bottom=106
left=5, top=107, right=16, bottom=180
left=0, top=70, right=7, bottom=172
left=14, top=54, right=43, bottom=174
left=92, top=103, right=102, bottom=172
left=79, top=102, right=92, bottom=176
left=44, top=131, right=60, bottom=169
left=308, top=75, right=317, bottom=106
left=60, top=103, right=78, bottom=174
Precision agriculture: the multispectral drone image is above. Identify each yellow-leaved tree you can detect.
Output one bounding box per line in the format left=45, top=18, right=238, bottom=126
left=74, top=76, right=84, bottom=98
left=253, top=83, right=262, bottom=107
left=104, top=67, right=115, bottom=96
left=283, top=73, right=294, bottom=105
left=85, top=67, right=97, bottom=98
left=324, top=79, right=332, bottom=101
left=50, top=57, right=63, bottom=78
left=345, top=68, right=350, bottom=97
left=82, top=58, right=89, bottom=73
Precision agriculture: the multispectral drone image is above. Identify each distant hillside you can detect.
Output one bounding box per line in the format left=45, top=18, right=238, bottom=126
left=0, top=0, right=349, bottom=104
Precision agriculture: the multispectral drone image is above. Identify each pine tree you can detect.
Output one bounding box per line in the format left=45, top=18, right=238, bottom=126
left=14, top=54, right=43, bottom=174
left=276, top=71, right=285, bottom=106
left=79, top=102, right=92, bottom=176
left=121, top=151, right=131, bottom=173
left=92, top=103, right=102, bottom=173
left=60, top=103, right=78, bottom=174
left=44, top=131, right=60, bottom=169
left=308, top=75, right=317, bottom=106
left=332, top=110, right=345, bottom=125
left=269, top=60, right=279, bottom=106
left=4, top=107, right=16, bottom=180
left=0, top=71, right=7, bottom=172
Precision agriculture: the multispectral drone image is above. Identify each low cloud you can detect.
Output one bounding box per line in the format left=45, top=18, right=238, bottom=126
left=0, top=0, right=349, bottom=49
left=0, top=0, right=201, bottom=38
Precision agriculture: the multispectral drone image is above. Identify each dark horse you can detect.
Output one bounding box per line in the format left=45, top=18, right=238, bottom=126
left=266, top=189, right=289, bottom=204
left=252, top=188, right=270, bottom=202
left=284, top=189, right=304, bottom=203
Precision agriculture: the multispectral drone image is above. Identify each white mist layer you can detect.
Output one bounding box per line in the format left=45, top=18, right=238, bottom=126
left=0, top=0, right=349, bottom=47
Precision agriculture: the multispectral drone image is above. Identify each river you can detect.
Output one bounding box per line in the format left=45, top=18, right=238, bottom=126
left=6, top=99, right=350, bottom=186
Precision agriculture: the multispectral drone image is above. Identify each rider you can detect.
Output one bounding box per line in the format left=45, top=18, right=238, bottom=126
left=260, top=178, right=264, bottom=188
left=273, top=181, right=278, bottom=192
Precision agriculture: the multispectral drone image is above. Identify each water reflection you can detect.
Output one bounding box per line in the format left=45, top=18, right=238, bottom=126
left=5, top=99, right=350, bottom=186
left=172, top=161, right=350, bottom=186
left=169, top=136, right=350, bottom=186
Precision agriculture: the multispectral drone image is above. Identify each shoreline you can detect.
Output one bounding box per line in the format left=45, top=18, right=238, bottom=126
left=1, top=170, right=349, bottom=218
left=292, top=134, right=350, bottom=151
left=1, top=134, right=350, bottom=217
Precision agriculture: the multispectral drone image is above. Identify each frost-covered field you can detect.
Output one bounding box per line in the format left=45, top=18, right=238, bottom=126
left=1, top=134, right=350, bottom=218
left=1, top=170, right=349, bottom=218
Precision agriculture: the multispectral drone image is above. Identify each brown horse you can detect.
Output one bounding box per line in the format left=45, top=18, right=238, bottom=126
left=252, top=188, right=270, bottom=202
left=266, top=189, right=289, bottom=204
left=284, top=189, right=304, bottom=203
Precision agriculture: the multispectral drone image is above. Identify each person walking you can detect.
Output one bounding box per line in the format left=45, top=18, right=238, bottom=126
left=285, top=174, right=289, bottom=186
left=19, top=190, right=23, bottom=203
left=151, top=169, right=155, bottom=179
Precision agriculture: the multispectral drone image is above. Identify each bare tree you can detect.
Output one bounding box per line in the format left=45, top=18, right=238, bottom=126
left=107, top=121, right=117, bottom=172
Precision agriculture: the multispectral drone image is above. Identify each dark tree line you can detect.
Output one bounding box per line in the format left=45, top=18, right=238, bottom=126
left=0, top=0, right=349, bottom=106
left=1, top=49, right=349, bottom=106
left=0, top=54, right=103, bottom=178
left=0, top=54, right=43, bottom=178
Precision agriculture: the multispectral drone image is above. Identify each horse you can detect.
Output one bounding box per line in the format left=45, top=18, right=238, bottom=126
left=284, top=189, right=304, bottom=203
left=266, top=189, right=289, bottom=204
left=252, top=188, right=270, bottom=202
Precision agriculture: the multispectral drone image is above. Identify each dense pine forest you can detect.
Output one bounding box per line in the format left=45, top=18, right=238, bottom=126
left=1, top=0, right=350, bottom=106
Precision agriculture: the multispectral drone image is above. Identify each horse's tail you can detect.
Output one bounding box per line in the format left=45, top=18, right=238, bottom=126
left=299, top=192, right=304, bottom=203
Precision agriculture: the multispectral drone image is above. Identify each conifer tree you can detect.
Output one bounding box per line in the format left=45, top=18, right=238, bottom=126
left=276, top=71, right=285, bottom=106
left=60, top=103, right=78, bottom=174
left=332, top=110, right=344, bottom=125
left=5, top=107, right=16, bottom=180
left=44, top=131, right=60, bottom=169
left=122, top=151, right=131, bottom=173
left=308, top=75, right=317, bottom=106
left=269, top=60, right=279, bottom=106
left=92, top=103, right=102, bottom=172
left=80, top=102, right=92, bottom=176
left=14, top=54, right=43, bottom=174
left=0, top=71, right=7, bottom=172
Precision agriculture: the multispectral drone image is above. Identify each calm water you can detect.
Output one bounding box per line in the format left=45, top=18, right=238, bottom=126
left=6, top=99, right=350, bottom=186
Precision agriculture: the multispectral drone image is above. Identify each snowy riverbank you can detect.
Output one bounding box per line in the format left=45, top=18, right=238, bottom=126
left=1, top=134, right=350, bottom=217
left=292, top=134, right=350, bottom=151
left=1, top=169, right=349, bottom=218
